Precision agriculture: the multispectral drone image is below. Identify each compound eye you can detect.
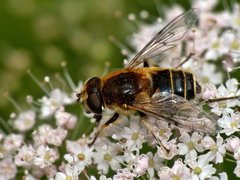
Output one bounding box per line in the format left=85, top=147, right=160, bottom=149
left=86, top=92, right=102, bottom=114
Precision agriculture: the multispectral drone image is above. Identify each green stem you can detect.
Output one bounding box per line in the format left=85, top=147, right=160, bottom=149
left=71, top=112, right=84, bottom=140
left=165, top=160, right=168, bottom=166
left=226, top=151, right=234, bottom=158
left=62, top=63, right=76, bottom=90
left=5, top=95, right=22, bottom=113
left=27, top=70, right=50, bottom=96
left=0, top=117, right=12, bottom=134
left=225, top=157, right=236, bottom=163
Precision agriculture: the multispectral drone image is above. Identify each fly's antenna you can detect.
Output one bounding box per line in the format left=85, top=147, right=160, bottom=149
left=73, top=90, right=82, bottom=102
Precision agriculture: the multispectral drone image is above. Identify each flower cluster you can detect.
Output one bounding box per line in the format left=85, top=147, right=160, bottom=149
left=1, top=0, right=240, bottom=179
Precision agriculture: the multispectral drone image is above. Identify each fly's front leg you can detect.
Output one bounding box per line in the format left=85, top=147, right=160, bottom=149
left=94, top=114, right=102, bottom=126
left=89, top=113, right=119, bottom=146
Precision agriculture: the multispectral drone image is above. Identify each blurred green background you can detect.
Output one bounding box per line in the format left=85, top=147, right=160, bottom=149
left=0, top=0, right=238, bottom=179
left=2, top=0, right=236, bottom=117
left=0, top=0, right=193, bottom=118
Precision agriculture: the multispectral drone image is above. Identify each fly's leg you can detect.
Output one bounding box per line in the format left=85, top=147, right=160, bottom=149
left=175, top=52, right=194, bottom=69
left=139, top=112, right=169, bottom=155
left=89, top=113, right=119, bottom=146
left=144, top=60, right=149, bottom=67
left=93, top=114, right=102, bottom=127
left=203, top=96, right=240, bottom=104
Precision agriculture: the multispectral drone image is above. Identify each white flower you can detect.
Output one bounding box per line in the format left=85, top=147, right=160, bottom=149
left=157, top=138, right=178, bottom=160
left=3, top=134, right=23, bottom=151
left=90, top=175, right=112, bottom=180
left=211, top=78, right=240, bottom=116
left=146, top=152, right=164, bottom=178
left=0, top=158, right=17, bottom=180
left=234, top=148, right=240, bottom=161
left=225, top=136, right=240, bottom=152
left=188, top=155, right=216, bottom=180
left=55, top=164, right=83, bottom=180
left=204, top=29, right=224, bottom=60
left=113, top=168, right=136, bottom=180
left=39, top=88, right=74, bottom=118
left=158, top=159, right=191, bottom=180
left=218, top=113, right=240, bottom=135
left=55, top=107, right=77, bottom=129
left=234, top=160, right=240, bottom=177
left=33, top=145, right=59, bottom=168
left=230, top=4, right=240, bottom=31
left=33, top=124, right=53, bottom=146
left=198, top=63, right=223, bottom=85
left=44, top=165, right=57, bottom=178
left=46, top=128, right=68, bottom=146
left=13, top=110, right=36, bottom=132
left=151, top=119, right=172, bottom=142
left=64, top=141, right=93, bottom=169
left=15, top=145, right=35, bottom=167
left=201, top=83, right=217, bottom=100
left=178, top=132, right=204, bottom=163
left=192, top=0, right=217, bottom=12
left=218, top=79, right=240, bottom=105
left=221, top=31, right=240, bottom=53
left=202, top=134, right=226, bottom=164
left=93, top=141, right=122, bottom=174
left=132, top=154, right=149, bottom=176
left=118, top=117, right=146, bottom=150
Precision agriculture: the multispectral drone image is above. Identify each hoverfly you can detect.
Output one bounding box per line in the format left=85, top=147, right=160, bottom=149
left=77, top=9, right=228, bottom=145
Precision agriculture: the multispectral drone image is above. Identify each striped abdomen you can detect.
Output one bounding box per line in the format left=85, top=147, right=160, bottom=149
left=151, top=69, right=201, bottom=100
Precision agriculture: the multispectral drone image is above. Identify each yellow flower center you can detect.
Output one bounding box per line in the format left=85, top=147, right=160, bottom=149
left=201, top=77, right=209, bottom=84
left=230, top=121, right=238, bottom=128
left=234, top=18, right=240, bottom=26
left=219, top=102, right=227, bottom=108
left=148, top=159, right=154, bottom=168
left=212, top=41, right=220, bottom=49
left=131, top=132, right=139, bottom=141
left=77, top=153, right=85, bottom=161
left=173, top=175, right=180, bottom=180
left=210, top=144, right=217, bottom=152
left=194, top=166, right=202, bottom=174
left=231, top=40, right=240, bottom=50
left=104, top=153, right=112, bottom=161
left=44, top=151, right=52, bottom=161
left=187, top=141, right=194, bottom=150
left=159, top=129, right=165, bottom=137
left=66, top=176, right=72, bottom=180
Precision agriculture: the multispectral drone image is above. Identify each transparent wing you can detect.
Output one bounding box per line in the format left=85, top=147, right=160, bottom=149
left=131, top=92, right=218, bottom=134
left=126, top=9, right=199, bottom=69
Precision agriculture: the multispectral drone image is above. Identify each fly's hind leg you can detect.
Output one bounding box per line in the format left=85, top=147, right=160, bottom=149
left=175, top=52, right=195, bottom=69
left=139, top=112, right=169, bottom=154
left=89, top=113, right=119, bottom=146
left=203, top=96, right=240, bottom=104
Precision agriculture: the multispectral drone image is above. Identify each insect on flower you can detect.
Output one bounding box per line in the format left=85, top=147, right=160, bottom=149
left=77, top=9, right=239, bottom=145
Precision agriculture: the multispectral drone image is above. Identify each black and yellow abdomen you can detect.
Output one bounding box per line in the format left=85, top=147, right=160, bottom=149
left=151, top=69, right=201, bottom=100
left=101, top=67, right=201, bottom=109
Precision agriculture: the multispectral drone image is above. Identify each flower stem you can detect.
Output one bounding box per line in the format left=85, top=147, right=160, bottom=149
left=27, top=70, right=50, bottom=96
left=0, top=117, right=12, bottom=134
left=5, top=94, right=22, bottom=113
left=71, top=111, right=84, bottom=140
left=225, top=157, right=236, bottom=163
left=61, top=62, right=76, bottom=90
